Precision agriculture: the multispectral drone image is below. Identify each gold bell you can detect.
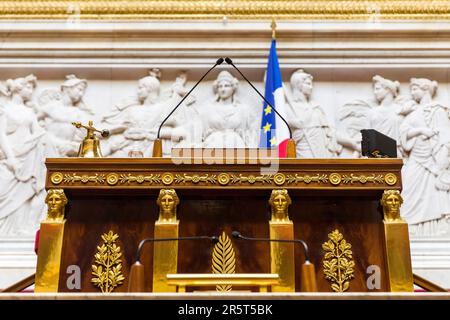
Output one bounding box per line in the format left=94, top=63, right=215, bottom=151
left=72, top=121, right=109, bottom=158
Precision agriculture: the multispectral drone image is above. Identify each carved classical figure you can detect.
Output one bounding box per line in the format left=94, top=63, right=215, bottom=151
left=400, top=78, right=450, bottom=226
left=201, top=71, right=255, bottom=148
left=102, top=69, right=185, bottom=157
left=45, top=189, right=67, bottom=222
left=0, top=75, right=49, bottom=236
left=284, top=69, right=338, bottom=158
left=380, top=190, right=404, bottom=222
left=336, top=75, right=414, bottom=158
left=269, top=189, right=292, bottom=223
left=369, top=75, right=415, bottom=156
left=156, top=189, right=179, bottom=223
left=335, top=100, right=371, bottom=157
left=165, top=71, right=201, bottom=148
left=37, top=74, right=95, bottom=156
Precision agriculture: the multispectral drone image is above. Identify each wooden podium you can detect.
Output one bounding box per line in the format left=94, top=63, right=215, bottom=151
left=35, top=155, right=413, bottom=293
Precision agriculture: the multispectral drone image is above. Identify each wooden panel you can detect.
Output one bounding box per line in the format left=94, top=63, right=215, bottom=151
left=44, top=157, right=403, bottom=293
left=58, top=195, right=157, bottom=292
left=292, top=195, right=389, bottom=292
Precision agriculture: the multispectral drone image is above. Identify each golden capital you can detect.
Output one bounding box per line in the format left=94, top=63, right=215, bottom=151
left=269, top=189, right=292, bottom=223
left=156, top=189, right=179, bottom=223
left=380, top=190, right=404, bottom=222
left=45, top=189, right=68, bottom=222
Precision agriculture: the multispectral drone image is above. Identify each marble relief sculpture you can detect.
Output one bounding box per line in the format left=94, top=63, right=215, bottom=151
left=102, top=69, right=186, bottom=157
left=37, top=74, right=95, bottom=157
left=201, top=70, right=256, bottom=148
left=0, top=75, right=49, bottom=236
left=336, top=75, right=413, bottom=158
left=284, top=69, right=338, bottom=158
left=400, top=78, right=450, bottom=234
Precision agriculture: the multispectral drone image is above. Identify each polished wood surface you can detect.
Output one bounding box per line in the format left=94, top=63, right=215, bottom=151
left=44, top=157, right=404, bottom=293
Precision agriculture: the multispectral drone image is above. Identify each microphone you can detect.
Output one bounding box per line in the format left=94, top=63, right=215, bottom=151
left=224, top=57, right=293, bottom=141
left=134, top=235, right=219, bottom=263
left=231, top=230, right=309, bottom=261
left=128, top=234, right=218, bottom=292
left=232, top=230, right=317, bottom=292
left=152, top=58, right=225, bottom=157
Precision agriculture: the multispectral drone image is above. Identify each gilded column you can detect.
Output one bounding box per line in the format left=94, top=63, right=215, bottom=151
left=268, top=189, right=295, bottom=292
left=152, top=189, right=180, bottom=292
left=381, top=190, right=414, bottom=292
left=35, top=189, right=68, bottom=292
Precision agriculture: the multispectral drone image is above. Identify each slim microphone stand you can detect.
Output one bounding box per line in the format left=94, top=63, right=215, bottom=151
left=225, top=57, right=297, bottom=158
left=232, top=231, right=317, bottom=292
left=152, top=58, right=225, bottom=157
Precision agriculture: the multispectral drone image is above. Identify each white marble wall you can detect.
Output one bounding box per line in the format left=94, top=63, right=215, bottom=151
left=0, top=20, right=449, bottom=289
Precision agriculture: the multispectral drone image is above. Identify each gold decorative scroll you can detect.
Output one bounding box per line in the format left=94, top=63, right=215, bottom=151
left=63, top=173, right=105, bottom=184
left=342, top=174, right=384, bottom=184
left=322, top=229, right=355, bottom=292
left=1, top=1, right=450, bottom=20
left=286, top=174, right=328, bottom=185
left=212, top=232, right=236, bottom=292
left=119, top=173, right=161, bottom=185
left=49, top=171, right=398, bottom=187
left=91, top=231, right=125, bottom=293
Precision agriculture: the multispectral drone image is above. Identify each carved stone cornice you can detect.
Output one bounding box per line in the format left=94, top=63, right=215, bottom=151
left=46, top=158, right=402, bottom=190
left=1, top=1, right=450, bottom=20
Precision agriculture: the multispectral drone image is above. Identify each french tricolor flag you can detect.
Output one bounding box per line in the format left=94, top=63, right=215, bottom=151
left=259, top=39, right=290, bottom=157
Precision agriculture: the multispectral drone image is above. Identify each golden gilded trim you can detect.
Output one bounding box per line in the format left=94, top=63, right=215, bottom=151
left=286, top=173, right=328, bottom=184
left=119, top=173, right=161, bottom=184
left=329, top=173, right=342, bottom=185
left=162, top=172, right=175, bottom=185
left=212, top=232, right=236, bottom=292
left=322, top=229, right=355, bottom=292
left=1, top=1, right=450, bottom=20
left=175, top=173, right=217, bottom=184
left=63, top=173, right=105, bottom=184
left=384, top=173, right=398, bottom=186
left=50, top=171, right=397, bottom=187
left=91, top=231, right=125, bottom=293
left=50, top=172, right=63, bottom=185
left=342, top=174, right=384, bottom=184
left=273, top=173, right=286, bottom=186
left=218, top=173, right=231, bottom=186
left=106, top=173, right=119, bottom=185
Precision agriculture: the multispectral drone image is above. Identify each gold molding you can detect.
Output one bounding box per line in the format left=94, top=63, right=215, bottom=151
left=1, top=1, right=450, bottom=20
left=63, top=173, right=106, bottom=184
left=50, top=171, right=399, bottom=188
left=342, top=174, right=384, bottom=185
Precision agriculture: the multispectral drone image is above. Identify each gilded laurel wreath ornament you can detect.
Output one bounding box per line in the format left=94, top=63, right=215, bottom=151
left=322, top=229, right=355, bottom=292
left=91, top=231, right=125, bottom=293
left=212, top=232, right=236, bottom=292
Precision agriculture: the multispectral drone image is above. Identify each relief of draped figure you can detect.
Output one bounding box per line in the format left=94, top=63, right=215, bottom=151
left=400, top=78, right=450, bottom=235
left=0, top=75, right=50, bottom=236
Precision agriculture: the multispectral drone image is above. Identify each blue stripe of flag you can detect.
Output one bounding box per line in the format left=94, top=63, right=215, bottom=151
left=260, top=39, right=282, bottom=148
